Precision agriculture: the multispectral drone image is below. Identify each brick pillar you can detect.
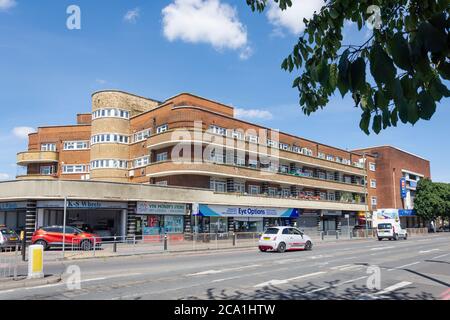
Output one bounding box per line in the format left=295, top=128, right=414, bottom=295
left=25, top=200, right=37, bottom=243
left=127, top=201, right=137, bottom=237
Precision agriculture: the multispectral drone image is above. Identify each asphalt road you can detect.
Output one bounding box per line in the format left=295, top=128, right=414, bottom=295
left=0, top=233, right=449, bottom=300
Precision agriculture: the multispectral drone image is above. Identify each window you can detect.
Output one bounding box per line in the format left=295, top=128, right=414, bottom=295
left=92, top=108, right=129, bottom=120
left=279, top=143, right=290, bottom=151
left=40, top=166, right=55, bottom=175
left=209, top=125, right=227, bottom=136
left=248, top=185, right=260, bottom=195
left=292, top=146, right=301, bottom=154
left=247, top=135, right=259, bottom=144
left=335, top=157, right=342, bottom=163
left=369, top=162, right=376, bottom=171
left=62, top=165, right=88, bottom=174
left=326, top=155, right=334, bottom=161
left=370, top=179, right=377, bottom=188
left=208, top=149, right=224, bottom=164
left=91, top=134, right=129, bottom=145
left=318, top=152, right=325, bottom=159
left=63, top=141, right=89, bottom=150
left=156, top=152, right=168, bottom=162
left=133, top=129, right=151, bottom=143
left=155, top=181, right=168, bottom=186
left=134, top=156, right=150, bottom=168
left=327, top=192, right=336, bottom=201
left=302, top=148, right=313, bottom=156
left=266, top=139, right=278, bottom=148
left=268, top=187, right=277, bottom=197
left=90, top=159, right=128, bottom=170
left=318, top=171, right=326, bottom=179
left=41, top=143, right=56, bottom=152
left=234, top=181, right=245, bottom=194
left=248, top=159, right=258, bottom=169
left=371, top=196, right=377, bottom=205
left=210, top=179, right=226, bottom=193
left=281, top=188, right=290, bottom=197
left=156, top=124, right=168, bottom=134
left=235, top=156, right=246, bottom=166
left=231, top=130, right=243, bottom=140
left=279, top=165, right=289, bottom=174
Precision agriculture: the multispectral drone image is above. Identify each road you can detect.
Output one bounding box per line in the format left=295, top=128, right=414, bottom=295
left=0, top=233, right=449, bottom=300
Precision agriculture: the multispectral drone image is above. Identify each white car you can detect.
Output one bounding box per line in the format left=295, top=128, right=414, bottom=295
left=258, top=226, right=313, bottom=252
left=377, top=222, right=408, bottom=241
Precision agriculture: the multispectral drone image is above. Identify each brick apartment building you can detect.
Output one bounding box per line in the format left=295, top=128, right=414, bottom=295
left=0, top=90, right=430, bottom=241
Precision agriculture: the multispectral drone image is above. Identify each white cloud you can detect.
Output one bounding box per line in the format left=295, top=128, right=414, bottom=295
left=266, top=0, right=324, bottom=35
left=0, top=0, right=16, bottom=11
left=162, top=0, right=251, bottom=58
left=12, top=126, right=34, bottom=139
left=235, top=108, right=273, bottom=120
left=96, top=79, right=107, bottom=85
left=124, top=7, right=140, bottom=23
left=0, top=173, right=10, bottom=181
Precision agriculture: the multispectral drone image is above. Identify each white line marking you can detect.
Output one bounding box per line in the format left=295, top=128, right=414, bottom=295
left=387, top=261, right=420, bottom=271
left=212, top=276, right=242, bottom=283
left=375, top=281, right=412, bottom=295
left=254, top=271, right=325, bottom=288
left=331, top=264, right=351, bottom=270
left=24, top=283, right=63, bottom=290
left=370, top=246, right=395, bottom=251
left=187, top=264, right=261, bottom=276
left=339, top=265, right=363, bottom=271
left=306, top=276, right=368, bottom=294
left=419, top=249, right=440, bottom=254
left=432, top=253, right=450, bottom=259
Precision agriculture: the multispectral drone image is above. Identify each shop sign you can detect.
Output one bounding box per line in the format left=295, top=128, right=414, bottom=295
left=0, top=202, right=28, bottom=211
left=301, top=209, right=319, bottom=216
left=400, top=178, right=407, bottom=198
left=399, top=209, right=416, bottom=216
left=409, top=181, right=417, bottom=188
left=321, top=210, right=342, bottom=216
left=37, top=200, right=128, bottom=209
left=137, top=202, right=186, bottom=215
left=376, top=209, right=399, bottom=221
left=197, top=204, right=299, bottom=218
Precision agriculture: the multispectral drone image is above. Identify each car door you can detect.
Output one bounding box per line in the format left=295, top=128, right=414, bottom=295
left=290, top=228, right=305, bottom=249
left=281, top=228, right=292, bottom=248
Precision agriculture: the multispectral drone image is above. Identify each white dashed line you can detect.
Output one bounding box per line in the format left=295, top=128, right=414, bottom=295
left=254, top=271, right=325, bottom=288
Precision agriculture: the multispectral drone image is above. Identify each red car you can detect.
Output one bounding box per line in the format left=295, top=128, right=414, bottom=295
left=32, top=226, right=101, bottom=251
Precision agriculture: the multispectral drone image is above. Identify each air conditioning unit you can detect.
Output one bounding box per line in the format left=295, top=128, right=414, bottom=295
left=129, top=170, right=135, bottom=177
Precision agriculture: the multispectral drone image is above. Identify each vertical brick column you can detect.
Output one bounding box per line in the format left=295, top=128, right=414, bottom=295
left=25, top=200, right=37, bottom=243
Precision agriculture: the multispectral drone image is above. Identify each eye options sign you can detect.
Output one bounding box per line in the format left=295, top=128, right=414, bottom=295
left=197, top=204, right=298, bottom=218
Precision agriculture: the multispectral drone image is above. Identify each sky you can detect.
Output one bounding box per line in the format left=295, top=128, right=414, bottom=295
left=0, top=0, right=449, bottom=182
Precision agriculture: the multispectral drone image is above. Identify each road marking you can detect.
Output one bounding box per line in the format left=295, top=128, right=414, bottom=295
left=370, top=246, right=395, bottom=251
left=387, top=261, right=420, bottom=271
left=187, top=264, right=261, bottom=276
left=375, top=281, right=412, bottom=295
left=212, top=276, right=242, bottom=283
left=254, top=271, right=325, bottom=288
left=432, top=253, right=450, bottom=259
left=306, top=276, right=368, bottom=294
left=339, top=265, right=363, bottom=271
left=331, top=264, right=351, bottom=270
left=24, top=283, right=63, bottom=290
left=419, top=249, right=440, bottom=254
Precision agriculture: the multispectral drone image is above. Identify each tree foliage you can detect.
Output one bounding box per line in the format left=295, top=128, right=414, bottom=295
left=247, top=0, right=450, bottom=134
left=414, top=178, right=450, bottom=220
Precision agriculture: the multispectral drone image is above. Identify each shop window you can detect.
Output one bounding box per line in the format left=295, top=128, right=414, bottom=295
left=209, top=217, right=228, bottom=233
left=164, top=215, right=184, bottom=234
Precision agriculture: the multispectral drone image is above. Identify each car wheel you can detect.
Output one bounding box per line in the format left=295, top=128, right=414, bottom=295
left=404, top=234, right=408, bottom=240
left=277, top=242, right=286, bottom=253
left=378, top=237, right=382, bottom=241
left=393, top=233, right=398, bottom=241
left=80, top=240, right=93, bottom=251
left=34, top=240, right=48, bottom=251
left=305, top=241, right=312, bottom=251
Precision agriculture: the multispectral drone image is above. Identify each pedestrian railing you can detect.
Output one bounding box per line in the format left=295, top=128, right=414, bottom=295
left=0, top=245, right=20, bottom=279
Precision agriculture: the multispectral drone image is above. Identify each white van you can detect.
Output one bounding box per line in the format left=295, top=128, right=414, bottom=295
left=376, top=221, right=408, bottom=241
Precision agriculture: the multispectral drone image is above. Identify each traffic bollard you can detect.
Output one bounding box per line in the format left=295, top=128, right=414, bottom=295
left=21, top=231, right=26, bottom=261
left=113, top=236, right=117, bottom=253
left=164, top=234, right=168, bottom=251
left=232, top=232, right=236, bottom=246
left=321, top=231, right=324, bottom=241
left=336, top=232, right=339, bottom=240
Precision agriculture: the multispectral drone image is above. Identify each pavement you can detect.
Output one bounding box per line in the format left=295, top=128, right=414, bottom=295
left=0, top=233, right=448, bottom=300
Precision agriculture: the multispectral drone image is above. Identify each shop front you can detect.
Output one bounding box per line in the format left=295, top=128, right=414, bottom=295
left=297, top=210, right=320, bottom=234
left=36, top=200, right=128, bottom=237
left=194, top=204, right=299, bottom=234
left=0, top=202, right=27, bottom=233
left=136, top=202, right=187, bottom=241
left=319, top=210, right=342, bottom=232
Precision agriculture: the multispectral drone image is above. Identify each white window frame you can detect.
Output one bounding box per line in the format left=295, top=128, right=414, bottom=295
left=133, top=129, right=151, bottom=143
left=371, top=196, right=377, bottom=205
left=62, top=164, right=89, bottom=174
left=370, top=179, right=377, bottom=188
left=40, top=165, right=55, bottom=175
left=279, top=142, right=290, bottom=151
left=133, top=156, right=150, bottom=168
left=156, top=124, right=168, bottom=134
left=92, top=108, right=129, bottom=120
left=209, top=125, right=227, bottom=136
left=267, top=139, right=278, bottom=148
left=91, top=134, right=129, bottom=145
left=248, top=185, right=260, bottom=195
left=326, top=155, right=334, bottom=161
left=247, top=135, right=259, bottom=144
left=63, top=141, right=89, bottom=151
left=156, top=152, right=168, bottom=162
left=369, top=162, right=376, bottom=171
left=90, top=159, right=128, bottom=170
left=318, top=152, right=325, bottom=159
left=41, top=143, right=56, bottom=152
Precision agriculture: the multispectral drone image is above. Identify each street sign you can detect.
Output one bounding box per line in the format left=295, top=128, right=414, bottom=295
left=400, top=178, right=407, bottom=198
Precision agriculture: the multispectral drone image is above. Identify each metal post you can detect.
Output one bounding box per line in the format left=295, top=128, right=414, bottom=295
left=164, top=233, right=168, bottom=251
left=93, top=237, right=96, bottom=256
left=113, top=236, right=117, bottom=253
left=232, top=232, right=236, bottom=246
left=14, top=245, right=18, bottom=279
left=321, top=231, right=324, bottom=240
left=336, top=231, right=339, bottom=240
left=21, top=231, right=26, bottom=261
left=347, top=216, right=350, bottom=239
left=62, top=196, right=67, bottom=259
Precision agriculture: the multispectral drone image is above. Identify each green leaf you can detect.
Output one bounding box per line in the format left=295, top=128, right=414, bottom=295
left=418, top=91, right=437, bottom=120
left=337, top=49, right=350, bottom=97
left=292, top=77, right=301, bottom=88
left=418, top=22, right=447, bottom=54
left=429, top=77, right=450, bottom=100
left=329, top=63, right=338, bottom=91
left=391, top=108, right=399, bottom=127
left=317, top=59, right=329, bottom=87
left=407, top=101, right=420, bottom=125
left=374, top=90, right=389, bottom=109
left=388, top=33, right=413, bottom=72
left=359, top=110, right=371, bottom=135
left=350, top=57, right=366, bottom=92
left=372, top=114, right=382, bottom=134
left=370, top=44, right=396, bottom=86
left=400, top=76, right=416, bottom=100
left=382, top=108, right=391, bottom=129
left=329, top=8, right=339, bottom=19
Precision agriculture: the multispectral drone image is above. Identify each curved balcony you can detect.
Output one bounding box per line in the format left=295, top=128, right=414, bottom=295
left=17, top=151, right=59, bottom=165
left=146, top=130, right=366, bottom=176
left=146, top=161, right=366, bottom=194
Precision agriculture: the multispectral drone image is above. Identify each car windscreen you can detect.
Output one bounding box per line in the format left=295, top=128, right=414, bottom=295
left=0, top=229, right=15, bottom=235
left=378, top=223, right=392, bottom=230
left=264, top=228, right=279, bottom=235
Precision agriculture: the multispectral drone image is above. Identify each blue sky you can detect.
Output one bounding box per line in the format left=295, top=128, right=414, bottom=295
left=0, top=0, right=449, bottom=182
